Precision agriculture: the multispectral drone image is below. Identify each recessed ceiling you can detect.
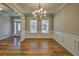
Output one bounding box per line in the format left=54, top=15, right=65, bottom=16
left=16, top=3, right=64, bottom=14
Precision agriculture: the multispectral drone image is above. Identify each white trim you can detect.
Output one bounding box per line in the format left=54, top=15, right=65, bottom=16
left=0, top=34, right=11, bottom=40
left=55, top=3, right=66, bottom=14
left=5, top=3, right=22, bottom=15
left=12, top=3, right=24, bottom=14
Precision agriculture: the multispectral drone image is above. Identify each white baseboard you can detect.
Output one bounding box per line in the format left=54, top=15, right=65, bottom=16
left=0, top=34, right=11, bottom=40
left=53, top=31, right=79, bottom=56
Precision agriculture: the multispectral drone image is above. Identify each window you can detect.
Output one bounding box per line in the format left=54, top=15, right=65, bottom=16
left=41, top=20, right=49, bottom=33
left=17, top=23, right=21, bottom=31
left=14, top=19, right=21, bottom=22
left=30, top=20, right=37, bottom=33
left=14, top=22, right=17, bottom=34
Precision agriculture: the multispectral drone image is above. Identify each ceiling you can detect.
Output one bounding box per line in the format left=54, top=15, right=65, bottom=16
left=0, top=3, right=65, bottom=16
left=0, top=3, right=19, bottom=16
left=16, top=3, right=64, bottom=14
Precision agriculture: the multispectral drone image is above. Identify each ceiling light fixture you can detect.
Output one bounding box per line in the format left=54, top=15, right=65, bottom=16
left=32, top=3, right=47, bottom=20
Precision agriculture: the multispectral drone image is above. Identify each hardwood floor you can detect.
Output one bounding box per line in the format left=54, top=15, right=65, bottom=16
left=0, top=37, right=72, bottom=56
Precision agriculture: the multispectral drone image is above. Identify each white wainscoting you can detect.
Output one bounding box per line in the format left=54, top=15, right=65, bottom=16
left=53, top=31, right=79, bottom=56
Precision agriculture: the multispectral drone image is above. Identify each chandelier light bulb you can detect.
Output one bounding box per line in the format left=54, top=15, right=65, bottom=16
left=35, top=10, right=37, bottom=13
left=34, top=15, right=37, bottom=17
left=32, top=12, right=35, bottom=15
left=44, top=11, right=46, bottom=14
left=0, top=7, right=3, bottom=11
left=40, top=8, right=43, bottom=11
left=38, top=10, right=40, bottom=13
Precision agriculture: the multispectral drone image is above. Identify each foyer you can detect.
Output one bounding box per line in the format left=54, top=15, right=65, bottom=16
left=0, top=3, right=79, bottom=56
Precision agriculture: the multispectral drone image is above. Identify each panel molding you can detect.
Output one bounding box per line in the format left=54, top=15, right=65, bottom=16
left=53, top=31, right=79, bottom=56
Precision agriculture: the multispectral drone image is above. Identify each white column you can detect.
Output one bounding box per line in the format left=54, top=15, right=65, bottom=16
left=21, top=14, right=26, bottom=41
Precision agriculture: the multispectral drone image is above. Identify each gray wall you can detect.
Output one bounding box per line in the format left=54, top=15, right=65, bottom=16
left=0, top=12, right=11, bottom=40
left=54, top=4, right=79, bottom=35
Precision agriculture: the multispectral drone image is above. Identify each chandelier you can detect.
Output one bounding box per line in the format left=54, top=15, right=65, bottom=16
left=32, top=3, right=47, bottom=20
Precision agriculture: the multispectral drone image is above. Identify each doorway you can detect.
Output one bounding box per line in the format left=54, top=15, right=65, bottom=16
left=13, top=19, right=22, bottom=36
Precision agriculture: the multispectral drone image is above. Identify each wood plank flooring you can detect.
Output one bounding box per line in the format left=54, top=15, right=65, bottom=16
left=0, top=37, right=72, bottom=56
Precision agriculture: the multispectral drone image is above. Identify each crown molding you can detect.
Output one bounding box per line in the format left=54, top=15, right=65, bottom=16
left=55, top=3, right=67, bottom=14
left=12, top=3, right=24, bottom=14
left=5, top=3, right=23, bottom=15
